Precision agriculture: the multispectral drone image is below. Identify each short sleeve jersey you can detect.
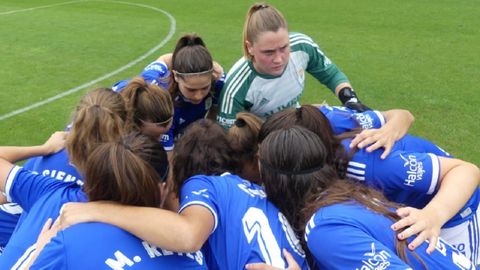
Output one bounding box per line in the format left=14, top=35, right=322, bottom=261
left=217, top=32, right=349, bottom=128
left=343, top=134, right=478, bottom=227
left=113, top=60, right=225, bottom=151
left=0, top=150, right=83, bottom=252
left=0, top=166, right=86, bottom=269
left=305, top=203, right=475, bottom=269
left=179, top=173, right=308, bottom=269
left=31, top=222, right=207, bottom=270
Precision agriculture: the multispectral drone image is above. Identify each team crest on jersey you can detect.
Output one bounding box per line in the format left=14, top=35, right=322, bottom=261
left=297, top=68, right=305, bottom=80
left=400, top=154, right=425, bottom=187
left=354, top=113, right=374, bottom=129
left=356, top=243, right=392, bottom=270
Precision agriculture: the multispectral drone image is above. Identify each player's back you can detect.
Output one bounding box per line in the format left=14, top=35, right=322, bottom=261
left=31, top=222, right=207, bottom=269
left=179, top=173, right=308, bottom=269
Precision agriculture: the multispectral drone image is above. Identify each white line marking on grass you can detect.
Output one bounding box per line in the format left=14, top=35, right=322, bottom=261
left=0, top=0, right=176, bottom=121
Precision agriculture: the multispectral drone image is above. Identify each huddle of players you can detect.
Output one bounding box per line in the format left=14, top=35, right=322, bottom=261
left=0, top=2, right=478, bottom=270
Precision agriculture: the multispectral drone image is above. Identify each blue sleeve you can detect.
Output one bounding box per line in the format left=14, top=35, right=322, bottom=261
left=370, top=151, right=440, bottom=195
left=179, top=176, right=220, bottom=232
left=30, top=232, right=67, bottom=269
left=5, top=166, right=65, bottom=212
left=160, top=127, right=174, bottom=152
left=141, top=60, right=170, bottom=90
left=319, top=105, right=385, bottom=135
left=112, top=79, right=129, bottom=92
left=306, top=216, right=413, bottom=269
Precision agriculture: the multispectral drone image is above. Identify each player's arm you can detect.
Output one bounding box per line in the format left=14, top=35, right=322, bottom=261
left=0, top=131, right=66, bottom=192
left=392, top=157, right=480, bottom=253
left=294, top=33, right=369, bottom=111
left=59, top=202, right=213, bottom=252
left=350, top=109, right=414, bottom=158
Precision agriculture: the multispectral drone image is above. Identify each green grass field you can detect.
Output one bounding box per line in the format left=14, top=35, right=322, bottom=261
left=0, top=0, right=478, bottom=165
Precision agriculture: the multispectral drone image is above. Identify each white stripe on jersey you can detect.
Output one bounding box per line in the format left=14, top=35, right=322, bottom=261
left=427, top=153, right=440, bottom=195
left=349, top=161, right=366, bottom=169
left=5, top=166, right=21, bottom=203
left=304, top=214, right=316, bottom=242
left=347, top=161, right=367, bottom=181
left=347, top=168, right=365, bottom=175
left=179, top=201, right=219, bottom=233
left=223, top=62, right=252, bottom=113
left=346, top=173, right=365, bottom=181
left=12, top=244, right=36, bottom=270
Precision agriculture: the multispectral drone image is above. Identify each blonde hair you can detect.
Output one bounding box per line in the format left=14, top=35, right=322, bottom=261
left=243, top=2, right=288, bottom=60
left=66, top=88, right=126, bottom=173
left=121, top=76, right=174, bottom=131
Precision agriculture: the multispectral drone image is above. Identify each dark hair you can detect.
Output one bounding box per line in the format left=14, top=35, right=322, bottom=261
left=227, top=112, right=264, bottom=183
left=258, top=126, right=424, bottom=268
left=84, top=132, right=168, bottom=207
left=258, top=105, right=351, bottom=176
left=169, top=34, right=214, bottom=101
left=66, top=88, right=126, bottom=173
left=243, top=3, right=288, bottom=60
left=172, top=119, right=236, bottom=196
left=121, top=76, right=173, bottom=132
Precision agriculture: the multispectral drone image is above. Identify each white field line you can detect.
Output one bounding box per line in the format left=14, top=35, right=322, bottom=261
left=0, top=0, right=176, bottom=121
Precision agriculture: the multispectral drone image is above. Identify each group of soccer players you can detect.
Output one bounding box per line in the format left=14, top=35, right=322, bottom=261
left=0, top=2, right=478, bottom=269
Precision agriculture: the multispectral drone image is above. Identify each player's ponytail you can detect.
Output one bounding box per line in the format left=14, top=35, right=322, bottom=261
left=121, top=76, right=173, bottom=132
left=227, top=112, right=264, bottom=183
left=259, top=126, right=426, bottom=268
left=243, top=3, right=288, bottom=60
left=66, top=88, right=126, bottom=173
left=84, top=132, right=168, bottom=207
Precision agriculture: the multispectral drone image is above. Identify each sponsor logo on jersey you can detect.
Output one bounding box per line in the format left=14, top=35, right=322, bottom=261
left=356, top=243, right=392, bottom=270
left=354, top=113, right=374, bottom=129
left=400, top=154, right=425, bottom=187
left=217, top=116, right=236, bottom=127
left=259, top=97, right=270, bottom=107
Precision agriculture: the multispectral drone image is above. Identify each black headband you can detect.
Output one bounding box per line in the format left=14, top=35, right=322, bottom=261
left=259, top=158, right=323, bottom=176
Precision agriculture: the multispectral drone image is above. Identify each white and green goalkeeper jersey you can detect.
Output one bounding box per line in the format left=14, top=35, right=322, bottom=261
left=217, top=32, right=349, bottom=128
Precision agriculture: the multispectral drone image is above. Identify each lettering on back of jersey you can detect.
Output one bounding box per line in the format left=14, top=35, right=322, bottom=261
left=142, top=241, right=204, bottom=265
left=354, top=113, right=374, bottom=129
left=400, top=154, right=425, bottom=187
left=105, top=251, right=139, bottom=270
left=238, top=182, right=266, bottom=198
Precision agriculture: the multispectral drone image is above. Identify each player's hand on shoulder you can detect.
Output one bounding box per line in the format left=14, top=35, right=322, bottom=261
left=42, top=131, right=67, bottom=155
left=212, top=61, right=224, bottom=81
left=59, top=201, right=107, bottom=230
left=349, top=127, right=398, bottom=159
left=391, top=206, right=443, bottom=254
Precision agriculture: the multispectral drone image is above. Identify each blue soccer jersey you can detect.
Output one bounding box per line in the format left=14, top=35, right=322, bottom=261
left=0, top=166, right=85, bottom=269
left=0, top=150, right=83, bottom=252
left=113, top=60, right=225, bottom=151
left=30, top=222, right=206, bottom=269
left=179, top=173, right=308, bottom=269
left=305, top=203, right=475, bottom=270
left=319, top=105, right=385, bottom=135
left=343, top=134, right=478, bottom=227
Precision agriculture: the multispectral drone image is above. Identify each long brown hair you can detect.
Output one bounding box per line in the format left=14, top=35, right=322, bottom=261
left=243, top=3, right=288, bottom=60
left=66, top=88, right=126, bottom=173
left=258, top=105, right=348, bottom=172
left=84, top=132, right=168, bottom=207
left=258, top=126, right=423, bottom=268
left=169, top=34, right=214, bottom=101
left=121, top=76, right=173, bottom=132
left=172, top=119, right=236, bottom=196
left=227, top=112, right=264, bottom=183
